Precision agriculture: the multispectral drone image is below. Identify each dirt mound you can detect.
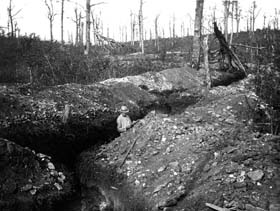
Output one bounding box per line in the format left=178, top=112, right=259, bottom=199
left=0, top=138, right=73, bottom=211
left=79, top=77, right=280, bottom=211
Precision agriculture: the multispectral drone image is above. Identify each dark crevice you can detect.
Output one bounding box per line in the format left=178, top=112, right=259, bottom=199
left=1, top=90, right=202, bottom=211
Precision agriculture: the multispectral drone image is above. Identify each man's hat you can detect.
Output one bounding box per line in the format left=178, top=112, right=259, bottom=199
left=119, top=105, right=129, bottom=113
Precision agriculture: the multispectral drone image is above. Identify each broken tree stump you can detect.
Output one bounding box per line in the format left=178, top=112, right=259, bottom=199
left=213, top=22, right=246, bottom=75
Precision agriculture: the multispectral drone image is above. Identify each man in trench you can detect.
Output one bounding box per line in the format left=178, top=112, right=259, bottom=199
left=116, top=105, right=133, bottom=133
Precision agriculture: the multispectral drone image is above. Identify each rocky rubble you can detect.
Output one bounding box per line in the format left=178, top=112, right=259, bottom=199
left=78, top=76, right=280, bottom=211
left=0, top=67, right=206, bottom=165
left=0, top=138, right=73, bottom=211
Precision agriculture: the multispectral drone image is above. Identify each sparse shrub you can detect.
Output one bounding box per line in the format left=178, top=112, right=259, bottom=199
left=252, top=29, right=280, bottom=134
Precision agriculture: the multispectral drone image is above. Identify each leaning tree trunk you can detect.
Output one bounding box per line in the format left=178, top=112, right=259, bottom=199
left=85, top=0, right=91, bottom=55
left=192, top=0, right=204, bottom=69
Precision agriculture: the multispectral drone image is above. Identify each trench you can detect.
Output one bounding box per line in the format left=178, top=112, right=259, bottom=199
left=1, top=90, right=200, bottom=211
left=52, top=92, right=200, bottom=211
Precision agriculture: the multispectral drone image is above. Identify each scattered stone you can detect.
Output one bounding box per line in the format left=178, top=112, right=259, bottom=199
left=158, top=197, right=178, bottom=209
left=169, top=161, right=179, bottom=168
left=166, top=146, right=173, bottom=153
left=269, top=204, right=280, bottom=211
left=163, top=207, right=173, bottom=211
left=47, top=162, right=55, bottom=170
left=245, top=204, right=266, bottom=211
left=153, top=183, right=168, bottom=194
left=247, top=169, right=264, bottom=181
left=54, top=182, right=63, bottom=191
left=21, top=184, right=33, bottom=192
left=177, top=185, right=185, bottom=191
left=152, top=150, right=159, bottom=156
left=30, top=189, right=37, bottom=195
left=158, top=166, right=166, bottom=173
left=135, top=179, right=140, bottom=186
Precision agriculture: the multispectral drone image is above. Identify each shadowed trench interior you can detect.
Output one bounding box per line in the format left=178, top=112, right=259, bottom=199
left=2, top=91, right=201, bottom=211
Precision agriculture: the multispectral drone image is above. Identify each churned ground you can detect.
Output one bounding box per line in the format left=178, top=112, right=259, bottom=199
left=79, top=75, right=280, bottom=211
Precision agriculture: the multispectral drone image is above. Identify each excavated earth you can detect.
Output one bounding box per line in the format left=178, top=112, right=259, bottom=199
left=78, top=77, right=280, bottom=211
left=2, top=65, right=278, bottom=211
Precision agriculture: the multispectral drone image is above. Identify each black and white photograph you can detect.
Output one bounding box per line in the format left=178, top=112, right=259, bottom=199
left=0, top=0, right=280, bottom=210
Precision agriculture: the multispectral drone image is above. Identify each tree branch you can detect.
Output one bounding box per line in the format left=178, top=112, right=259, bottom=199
left=231, top=43, right=266, bottom=49
left=90, top=2, right=106, bottom=7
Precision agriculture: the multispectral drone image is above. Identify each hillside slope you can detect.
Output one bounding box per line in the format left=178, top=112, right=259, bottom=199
left=79, top=76, right=280, bottom=211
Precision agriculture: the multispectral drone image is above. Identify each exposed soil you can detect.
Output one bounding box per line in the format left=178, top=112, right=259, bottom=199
left=0, top=138, right=74, bottom=211
left=78, top=76, right=280, bottom=211
left=1, top=66, right=278, bottom=211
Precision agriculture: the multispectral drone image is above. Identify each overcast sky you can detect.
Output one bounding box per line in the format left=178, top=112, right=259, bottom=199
left=0, top=0, right=279, bottom=42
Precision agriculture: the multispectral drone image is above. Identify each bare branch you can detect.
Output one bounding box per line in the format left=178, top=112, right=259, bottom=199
left=12, top=8, right=22, bottom=17
left=90, top=2, right=106, bottom=7
left=231, top=43, right=266, bottom=49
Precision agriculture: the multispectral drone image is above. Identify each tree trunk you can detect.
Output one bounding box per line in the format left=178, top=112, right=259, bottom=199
left=74, top=8, right=79, bottom=46
left=236, top=7, right=241, bottom=33
left=223, top=0, right=230, bottom=41
left=173, top=14, right=176, bottom=38
left=130, top=11, right=135, bottom=45
left=61, top=0, right=65, bottom=44
left=203, top=35, right=211, bottom=90
left=154, top=15, right=159, bottom=52
left=229, top=1, right=235, bottom=47
left=50, top=19, right=53, bottom=42
left=192, top=0, right=204, bottom=69
left=80, top=22, right=84, bottom=46
left=44, top=0, right=55, bottom=42
left=91, top=11, right=96, bottom=45
left=8, top=0, right=14, bottom=37
left=139, top=0, right=144, bottom=54
left=252, top=1, right=256, bottom=32
left=85, top=0, right=91, bottom=55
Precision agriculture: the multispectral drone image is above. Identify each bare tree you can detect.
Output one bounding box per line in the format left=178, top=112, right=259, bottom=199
left=44, top=0, right=56, bottom=42
left=273, top=9, right=279, bottom=29
left=7, top=0, right=21, bottom=37
left=84, top=1, right=105, bottom=55
left=249, top=1, right=260, bottom=32
left=154, top=14, right=160, bottom=51
left=263, top=14, right=267, bottom=29
left=235, top=2, right=241, bottom=33
left=72, top=7, right=83, bottom=46
left=138, top=0, right=144, bottom=54
left=85, top=0, right=91, bottom=55
left=230, top=1, right=238, bottom=46
left=192, top=0, right=204, bottom=69
left=181, top=22, right=185, bottom=37
left=130, top=11, right=136, bottom=45
left=169, top=19, right=172, bottom=38
left=202, top=35, right=211, bottom=90
left=92, top=12, right=103, bottom=45
left=223, top=0, right=230, bottom=41
left=60, top=0, right=69, bottom=44
left=172, top=14, right=176, bottom=38
left=79, top=21, right=84, bottom=46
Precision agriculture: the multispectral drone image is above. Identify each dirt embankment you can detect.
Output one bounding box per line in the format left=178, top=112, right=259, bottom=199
left=78, top=77, right=280, bottom=211
left=0, top=66, right=210, bottom=165
left=0, top=138, right=73, bottom=211
left=0, top=66, right=247, bottom=211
